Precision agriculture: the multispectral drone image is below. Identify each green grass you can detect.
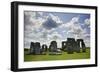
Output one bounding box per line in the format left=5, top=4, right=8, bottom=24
left=24, top=48, right=90, bottom=62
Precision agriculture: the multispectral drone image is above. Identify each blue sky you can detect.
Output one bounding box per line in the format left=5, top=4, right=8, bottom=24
left=42, top=12, right=90, bottom=23
left=24, top=11, right=90, bottom=48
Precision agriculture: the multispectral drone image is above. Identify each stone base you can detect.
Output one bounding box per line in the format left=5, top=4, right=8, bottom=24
left=49, top=52, right=62, bottom=55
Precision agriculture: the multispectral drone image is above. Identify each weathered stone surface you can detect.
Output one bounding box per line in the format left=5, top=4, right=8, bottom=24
left=42, top=44, right=48, bottom=52
left=29, top=38, right=86, bottom=55
left=49, top=41, right=62, bottom=55
left=49, top=41, right=57, bottom=52
left=62, top=41, right=67, bottom=51
left=61, top=38, right=86, bottom=53
left=75, top=41, right=80, bottom=53
left=41, top=44, right=48, bottom=54
left=30, top=42, right=42, bottom=55
left=66, top=38, right=75, bottom=54
left=82, top=41, right=86, bottom=52
left=77, top=39, right=86, bottom=52
left=30, top=42, right=34, bottom=54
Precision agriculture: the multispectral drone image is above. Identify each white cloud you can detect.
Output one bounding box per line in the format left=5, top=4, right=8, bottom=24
left=24, top=11, right=47, bottom=48
left=71, top=17, right=79, bottom=23
left=58, top=16, right=90, bottom=47
left=42, top=13, right=63, bottom=30
left=47, top=31, right=62, bottom=47
left=84, top=18, right=90, bottom=26
left=60, top=17, right=83, bottom=38
left=24, top=11, right=36, bottom=17
left=24, top=12, right=90, bottom=48
left=25, top=11, right=45, bottom=28
left=48, top=31, right=62, bottom=40
left=49, top=13, right=63, bottom=24
left=38, top=12, right=43, bottom=16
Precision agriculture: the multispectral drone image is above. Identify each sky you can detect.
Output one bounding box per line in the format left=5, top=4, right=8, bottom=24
left=24, top=11, right=90, bottom=48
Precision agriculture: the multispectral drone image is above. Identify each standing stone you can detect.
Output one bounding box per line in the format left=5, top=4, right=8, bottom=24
left=42, top=44, right=47, bottom=52
left=49, top=41, right=62, bottom=55
left=77, top=39, right=86, bottom=52
left=41, top=44, right=48, bottom=54
left=49, top=41, right=57, bottom=52
left=62, top=41, right=67, bottom=51
left=34, top=42, right=41, bottom=54
left=75, top=40, right=80, bottom=53
left=30, top=42, right=34, bottom=54
left=82, top=41, right=86, bottom=52
left=30, top=42, right=41, bottom=55
left=66, top=38, right=75, bottom=54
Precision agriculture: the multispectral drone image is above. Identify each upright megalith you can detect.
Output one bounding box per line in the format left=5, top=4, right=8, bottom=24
left=62, top=41, right=67, bottom=51
left=30, top=42, right=34, bottom=54
left=66, top=38, right=75, bottom=54
left=30, top=42, right=42, bottom=55
left=77, top=39, right=86, bottom=52
left=34, top=42, right=41, bottom=54
left=49, top=41, right=62, bottom=55
left=49, top=41, right=57, bottom=52
left=41, top=44, right=48, bottom=54
left=81, top=41, right=86, bottom=52
left=75, top=41, right=80, bottom=53
left=29, top=38, right=86, bottom=55
left=42, top=44, right=48, bottom=52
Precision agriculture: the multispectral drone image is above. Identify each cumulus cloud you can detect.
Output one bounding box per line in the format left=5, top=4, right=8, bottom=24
left=84, top=18, right=90, bottom=28
left=42, top=17, right=58, bottom=30
left=24, top=11, right=90, bottom=48
left=48, top=32, right=62, bottom=40
left=71, top=17, right=79, bottom=23
left=24, top=11, right=46, bottom=47
left=38, top=12, right=44, bottom=16
left=59, top=16, right=90, bottom=47
left=42, top=13, right=62, bottom=30
left=24, top=11, right=62, bottom=48
left=59, top=17, right=83, bottom=39
left=49, top=13, right=63, bottom=24
left=84, top=18, right=90, bottom=26
left=24, top=11, right=45, bottom=29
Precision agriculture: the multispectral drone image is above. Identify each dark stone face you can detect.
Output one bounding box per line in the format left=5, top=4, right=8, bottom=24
left=30, top=42, right=34, bottom=49
left=49, top=41, right=57, bottom=52
left=34, top=42, right=41, bottom=49
left=30, top=42, right=34, bottom=53
left=51, top=41, right=57, bottom=45
left=33, top=42, right=41, bottom=54
left=62, top=38, right=86, bottom=53
left=62, top=41, right=67, bottom=50
left=77, top=39, right=86, bottom=52
left=66, top=38, right=75, bottom=54
left=74, top=41, right=80, bottom=53
left=42, top=44, right=48, bottom=52
left=29, top=42, right=41, bottom=54
left=67, top=38, right=75, bottom=41
left=29, top=38, right=86, bottom=55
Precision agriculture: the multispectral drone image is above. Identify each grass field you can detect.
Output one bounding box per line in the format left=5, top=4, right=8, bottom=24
left=24, top=48, right=90, bottom=62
